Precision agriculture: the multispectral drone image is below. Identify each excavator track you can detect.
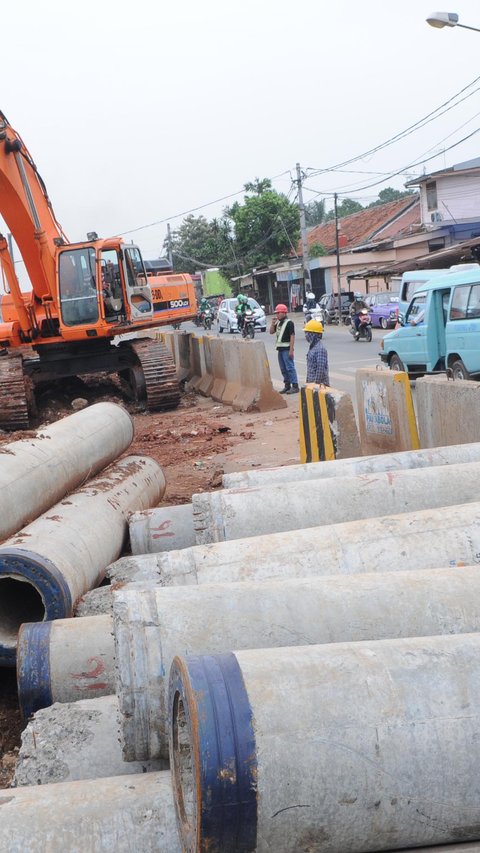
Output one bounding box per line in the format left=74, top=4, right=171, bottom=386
left=122, top=338, right=180, bottom=411
left=0, top=354, right=33, bottom=431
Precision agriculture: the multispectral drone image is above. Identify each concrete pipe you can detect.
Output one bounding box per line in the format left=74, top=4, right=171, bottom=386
left=17, top=614, right=115, bottom=718
left=115, top=567, right=480, bottom=761
left=222, top=440, right=480, bottom=490
left=169, top=634, right=480, bottom=853
left=14, top=695, right=167, bottom=786
left=129, top=503, right=196, bottom=555
left=0, top=455, right=165, bottom=666
left=0, top=401, right=133, bottom=543
left=105, top=499, right=480, bottom=593
left=193, top=459, right=480, bottom=543
left=2, top=770, right=180, bottom=852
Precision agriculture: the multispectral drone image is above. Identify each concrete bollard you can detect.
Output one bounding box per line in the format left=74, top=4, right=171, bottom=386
left=17, top=614, right=115, bottom=718
left=0, top=401, right=133, bottom=543
left=129, top=503, right=196, bottom=555
left=115, top=567, right=480, bottom=761
left=169, top=634, right=480, bottom=852
left=416, top=374, right=480, bottom=448
left=193, top=459, right=480, bottom=543
left=2, top=770, right=180, bottom=852
left=222, top=440, right=480, bottom=490
left=0, top=456, right=165, bottom=666
left=14, top=694, right=166, bottom=785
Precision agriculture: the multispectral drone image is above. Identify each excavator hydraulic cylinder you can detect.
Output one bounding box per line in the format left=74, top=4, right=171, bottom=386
left=169, top=634, right=480, bottom=853
left=0, top=455, right=165, bottom=665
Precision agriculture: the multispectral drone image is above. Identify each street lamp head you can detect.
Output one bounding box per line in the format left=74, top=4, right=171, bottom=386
left=426, top=11, right=459, bottom=28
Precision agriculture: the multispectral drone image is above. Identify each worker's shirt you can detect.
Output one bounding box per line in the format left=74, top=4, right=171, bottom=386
left=306, top=339, right=330, bottom=385
left=275, top=319, right=295, bottom=349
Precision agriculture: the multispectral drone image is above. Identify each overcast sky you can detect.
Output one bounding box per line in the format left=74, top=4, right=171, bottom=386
left=2, top=0, right=480, bottom=278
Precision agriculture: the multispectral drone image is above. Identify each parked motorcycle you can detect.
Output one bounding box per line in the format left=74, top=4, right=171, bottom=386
left=349, top=309, right=373, bottom=342
left=241, top=307, right=256, bottom=339
left=203, top=307, right=213, bottom=331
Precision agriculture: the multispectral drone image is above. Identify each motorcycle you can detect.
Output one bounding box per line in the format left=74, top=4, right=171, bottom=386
left=304, top=305, right=325, bottom=327
left=349, top=309, right=373, bottom=342
left=241, top=307, right=256, bottom=339
left=202, top=307, right=213, bottom=331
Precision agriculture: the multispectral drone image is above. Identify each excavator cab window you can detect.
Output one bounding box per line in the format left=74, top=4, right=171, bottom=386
left=59, top=248, right=99, bottom=326
left=101, top=249, right=124, bottom=321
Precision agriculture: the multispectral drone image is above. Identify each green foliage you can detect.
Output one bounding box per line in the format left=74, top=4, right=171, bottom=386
left=166, top=178, right=300, bottom=276
left=305, top=199, right=326, bottom=227
left=227, top=182, right=300, bottom=268
left=325, top=198, right=364, bottom=221
left=368, top=187, right=416, bottom=207
left=308, top=242, right=326, bottom=257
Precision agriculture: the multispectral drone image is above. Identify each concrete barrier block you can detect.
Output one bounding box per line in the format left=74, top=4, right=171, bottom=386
left=185, top=334, right=205, bottom=391
left=208, top=338, right=227, bottom=402
left=356, top=368, right=419, bottom=455
left=300, top=384, right=361, bottom=462
left=416, top=375, right=480, bottom=448
left=197, top=335, right=214, bottom=397
left=232, top=339, right=287, bottom=412
left=221, top=339, right=243, bottom=405
left=171, top=331, right=192, bottom=382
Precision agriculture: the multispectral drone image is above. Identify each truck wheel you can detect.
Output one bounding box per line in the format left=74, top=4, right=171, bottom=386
left=451, top=359, right=470, bottom=380
left=390, top=354, right=405, bottom=372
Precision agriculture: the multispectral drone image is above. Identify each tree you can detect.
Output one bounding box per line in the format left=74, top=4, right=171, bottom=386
left=308, top=242, right=326, bottom=257
left=325, top=198, right=364, bottom=221
left=368, top=187, right=416, bottom=207
left=305, top=199, right=326, bottom=227
left=227, top=180, right=300, bottom=268
left=165, top=215, right=232, bottom=274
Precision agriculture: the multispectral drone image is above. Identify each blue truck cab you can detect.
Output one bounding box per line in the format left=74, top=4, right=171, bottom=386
left=380, top=263, right=480, bottom=380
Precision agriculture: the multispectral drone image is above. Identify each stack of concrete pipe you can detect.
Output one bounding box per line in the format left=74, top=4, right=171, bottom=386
left=12, top=440, right=480, bottom=851
left=0, top=403, right=166, bottom=665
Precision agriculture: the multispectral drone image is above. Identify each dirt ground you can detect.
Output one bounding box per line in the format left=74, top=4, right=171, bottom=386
left=0, top=376, right=300, bottom=787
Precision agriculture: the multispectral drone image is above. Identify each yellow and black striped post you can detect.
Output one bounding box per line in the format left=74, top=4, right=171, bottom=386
left=299, top=384, right=336, bottom=463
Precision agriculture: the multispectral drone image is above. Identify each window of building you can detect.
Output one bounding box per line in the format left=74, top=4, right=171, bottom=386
left=426, top=181, right=438, bottom=211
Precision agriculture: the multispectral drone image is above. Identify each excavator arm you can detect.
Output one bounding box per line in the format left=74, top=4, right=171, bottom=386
left=0, top=111, right=68, bottom=303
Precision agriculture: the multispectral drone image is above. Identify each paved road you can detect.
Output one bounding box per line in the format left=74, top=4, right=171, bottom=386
left=178, top=315, right=385, bottom=406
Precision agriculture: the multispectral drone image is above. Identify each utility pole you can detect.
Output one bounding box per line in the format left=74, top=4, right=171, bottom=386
left=166, top=223, right=173, bottom=269
left=334, top=193, right=342, bottom=323
left=296, top=163, right=311, bottom=298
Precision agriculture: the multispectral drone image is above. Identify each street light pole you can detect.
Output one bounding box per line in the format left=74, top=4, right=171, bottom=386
left=296, top=162, right=311, bottom=300
left=426, top=11, right=480, bottom=32
left=334, top=193, right=342, bottom=324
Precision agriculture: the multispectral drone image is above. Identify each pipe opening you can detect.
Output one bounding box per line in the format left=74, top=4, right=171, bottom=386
left=0, top=577, right=45, bottom=647
left=172, top=690, right=195, bottom=837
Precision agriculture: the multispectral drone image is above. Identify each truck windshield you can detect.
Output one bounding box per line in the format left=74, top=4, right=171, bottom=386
left=59, top=248, right=98, bottom=326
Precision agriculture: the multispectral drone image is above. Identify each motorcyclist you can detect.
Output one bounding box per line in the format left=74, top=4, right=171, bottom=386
left=350, top=292, right=369, bottom=336
left=304, top=291, right=317, bottom=312
left=235, top=293, right=249, bottom=331
left=197, top=296, right=209, bottom=324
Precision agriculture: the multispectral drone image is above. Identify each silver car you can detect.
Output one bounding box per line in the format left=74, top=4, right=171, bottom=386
left=217, top=297, right=267, bottom=333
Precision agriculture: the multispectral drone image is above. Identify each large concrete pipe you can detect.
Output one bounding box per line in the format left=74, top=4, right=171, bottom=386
left=0, top=401, right=133, bottom=543
left=105, top=499, right=480, bottom=592
left=2, top=770, right=180, bottom=852
left=0, top=455, right=165, bottom=666
left=114, top=567, right=480, bottom=761
left=129, top=503, right=196, bottom=555
left=193, top=459, right=480, bottom=543
left=14, top=695, right=167, bottom=786
left=17, top=614, right=115, bottom=718
left=169, top=634, right=480, bottom=853
left=222, top=440, right=480, bottom=489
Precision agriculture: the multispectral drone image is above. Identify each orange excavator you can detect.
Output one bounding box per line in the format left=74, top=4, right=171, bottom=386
left=0, top=110, right=197, bottom=429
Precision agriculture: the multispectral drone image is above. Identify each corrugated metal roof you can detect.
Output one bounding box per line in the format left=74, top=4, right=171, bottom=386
left=347, top=235, right=480, bottom=280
